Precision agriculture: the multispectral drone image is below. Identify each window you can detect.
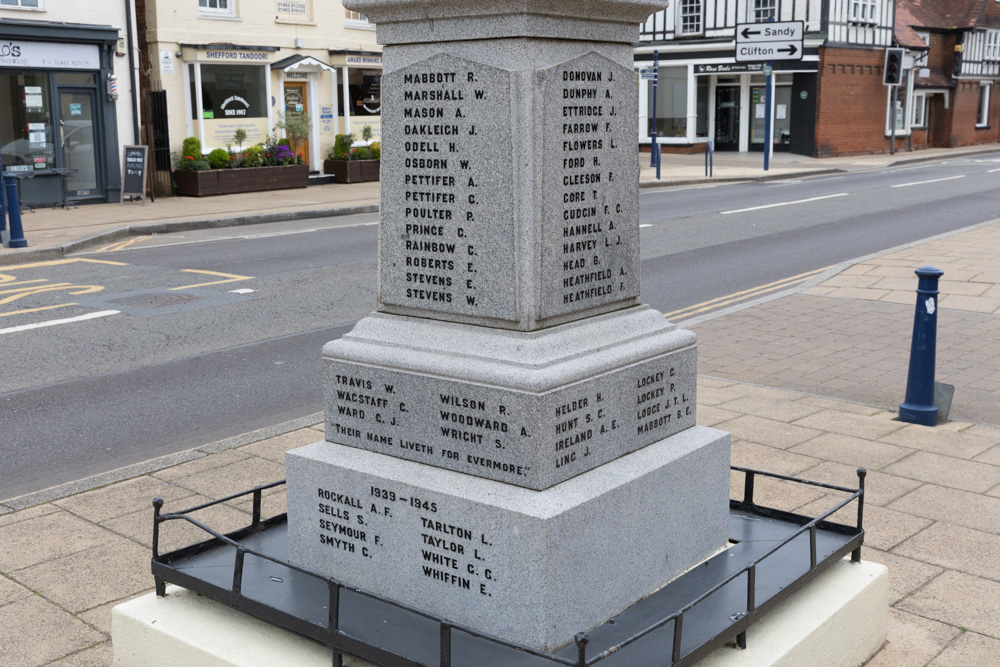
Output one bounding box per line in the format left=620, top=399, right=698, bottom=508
left=645, top=67, right=709, bottom=139
left=987, top=31, right=1000, bottom=62
left=0, top=72, right=54, bottom=172
left=199, top=0, right=234, bottom=17
left=911, top=93, right=926, bottom=127
left=977, top=84, right=990, bottom=127
left=849, top=0, right=877, bottom=24
left=754, top=0, right=776, bottom=22
left=0, top=0, right=41, bottom=7
left=678, top=0, right=702, bottom=35
left=345, top=9, right=373, bottom=29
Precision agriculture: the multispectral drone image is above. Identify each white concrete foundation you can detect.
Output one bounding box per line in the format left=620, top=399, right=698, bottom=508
left=112, top=559, right=887, bottom=667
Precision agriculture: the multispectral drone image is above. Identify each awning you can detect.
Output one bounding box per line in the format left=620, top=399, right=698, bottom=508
left=270, top=55, right=334, bottom=72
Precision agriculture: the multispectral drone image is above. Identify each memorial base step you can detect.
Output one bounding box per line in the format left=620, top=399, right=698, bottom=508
left=112, top=560, right=887, bottom=667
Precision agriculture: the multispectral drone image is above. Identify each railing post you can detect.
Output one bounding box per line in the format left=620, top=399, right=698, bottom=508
left=252, top=487, right=262, bottom=528
left=672, top=613, right=684, bottom=663
left=853, top=468, right=867, bottom=563
left=809, top=525, right=817, bottom=569
left=2, top=174, right=27, bottom=248
left=899, top=266, right=944, bottom=426
left=232, top=546, right=247, bottom=595
left=440, top=624, right=452, bottom=667
left=743, top=470, right=755, bottom=506
left=152, top=498, right=166, bottom=597
left=574, top=633, right=589, bottom=667
left=328, top=579, right=342, bottom=667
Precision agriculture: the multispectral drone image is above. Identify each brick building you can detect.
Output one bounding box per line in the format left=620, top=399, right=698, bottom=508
left=633, top=0, right=1000, bottom=157
left=895, top=0, right=1000, bottom=151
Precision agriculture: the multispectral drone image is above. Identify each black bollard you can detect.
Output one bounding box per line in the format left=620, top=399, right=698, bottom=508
left=2, top=174, right=27, bottom=248
left=898, top=266, right=944, bottom=426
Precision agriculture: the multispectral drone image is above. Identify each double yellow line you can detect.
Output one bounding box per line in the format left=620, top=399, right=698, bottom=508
left=663, top=266, right=831, bottom=321
left=97, top=236, right=150, bottom=253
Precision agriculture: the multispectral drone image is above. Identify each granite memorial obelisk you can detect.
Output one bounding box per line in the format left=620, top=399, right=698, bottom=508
left=286, top=0, right=731, bottom=652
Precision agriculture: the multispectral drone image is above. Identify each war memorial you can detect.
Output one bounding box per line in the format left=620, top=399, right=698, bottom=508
left=112, top=1, right=889, bottom=664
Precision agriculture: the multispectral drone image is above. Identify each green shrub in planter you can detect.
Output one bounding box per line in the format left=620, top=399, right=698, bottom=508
left=370, top=141, right=380, bottom=161
left=208, top=148, right=231, bottom=169
left=182, top=137, right=202, bottom=161
left=192, top=160, right=211, bottom=171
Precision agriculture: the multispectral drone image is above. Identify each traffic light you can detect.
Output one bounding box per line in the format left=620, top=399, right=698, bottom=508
left=883, top=48, right=904, bottom=86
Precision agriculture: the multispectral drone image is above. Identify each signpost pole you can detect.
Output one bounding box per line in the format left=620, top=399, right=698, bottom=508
left=890, top=85, right=897, bottom=155
left=764, top=63, right=772, bottom=172
left=650, top=49, right=659, bottom=171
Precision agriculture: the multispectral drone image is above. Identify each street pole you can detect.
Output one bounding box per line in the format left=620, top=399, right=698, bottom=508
left=890, top=84, right=897, bottom=155
left=764, top=62, right=772, bottom=172
left=650, top=49, right=659, bottom=170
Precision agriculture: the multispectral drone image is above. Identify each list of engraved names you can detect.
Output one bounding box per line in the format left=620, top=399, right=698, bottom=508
left=380, top=55, right=514, bottom=321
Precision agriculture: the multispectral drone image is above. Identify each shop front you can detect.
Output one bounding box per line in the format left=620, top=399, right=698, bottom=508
left=181, top=44, right=279, bottom=152
left=0, top=20, right=122, bottom=205
left=635, top=49, right=820, bottom=156
left=328, top=50, right=381, bottom=141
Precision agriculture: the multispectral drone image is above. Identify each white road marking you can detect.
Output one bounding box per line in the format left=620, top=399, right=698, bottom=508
left=988, top=168, right=1000, bottom=173
left=720, top=193, right=849, bottom=215
left=229, top=288, right=255, bottom=294
left=639, top=224, right=652, bottom=228
left=891, top=175, right=966, bottom=188
left=0, top=310, right=120, bottom=335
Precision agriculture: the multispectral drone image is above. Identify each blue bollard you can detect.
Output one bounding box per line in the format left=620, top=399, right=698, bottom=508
left=3, top=174, right=27, bottom=248
left=899, top=266, right=944, bottom=425
left=0, top=173, right=6, bottom=237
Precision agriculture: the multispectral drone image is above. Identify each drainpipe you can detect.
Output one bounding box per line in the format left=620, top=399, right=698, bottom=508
left=124, top=0, right=141, bottom=143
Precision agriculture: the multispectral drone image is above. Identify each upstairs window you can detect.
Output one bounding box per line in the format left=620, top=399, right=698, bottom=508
left=849, top=0, right=877, bottom=24
left=678, top=0, right=702, bottom=35
left=987, top=31, right=1000, bottom=62
left=199, top=0, right=234, bottom=18
left=754, top=0, right=776, bottom=22
left=345, top=9, right=374, bottom=30
left=0, top=0, right=42, bottom=7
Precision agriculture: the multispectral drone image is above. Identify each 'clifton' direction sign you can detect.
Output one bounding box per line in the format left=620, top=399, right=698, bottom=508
left=735, top=21, right=803, bottom=63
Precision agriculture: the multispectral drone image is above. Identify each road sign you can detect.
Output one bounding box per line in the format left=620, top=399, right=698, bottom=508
left=639, top=67, right=657, bottom=80
left=735, top=21, right=804, bottom=63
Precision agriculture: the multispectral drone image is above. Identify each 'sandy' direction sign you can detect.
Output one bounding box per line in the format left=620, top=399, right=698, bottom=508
left=735, top=21, right=804, bottom=62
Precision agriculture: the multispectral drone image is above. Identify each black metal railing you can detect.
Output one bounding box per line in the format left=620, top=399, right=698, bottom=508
left=151, top=466, right=866, bottom=667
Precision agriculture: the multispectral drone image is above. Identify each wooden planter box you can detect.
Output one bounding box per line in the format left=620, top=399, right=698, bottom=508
left=173, top=164, right=309, bottom=197
left=323, top=159, right=380, bottom=183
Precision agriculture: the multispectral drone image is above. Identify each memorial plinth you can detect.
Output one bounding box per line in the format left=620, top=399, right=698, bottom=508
left=286, top=0, right=731, bottom=652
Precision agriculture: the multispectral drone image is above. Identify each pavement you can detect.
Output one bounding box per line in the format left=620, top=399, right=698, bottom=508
left=3, top=145, right=1000, bottom=665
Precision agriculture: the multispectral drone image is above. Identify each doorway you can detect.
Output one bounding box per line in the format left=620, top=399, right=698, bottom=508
left=714, top=87, right=740, bottom=151
left=283, top=82, right=310, bottom=168
left=58, top=90, right=101, bottom=199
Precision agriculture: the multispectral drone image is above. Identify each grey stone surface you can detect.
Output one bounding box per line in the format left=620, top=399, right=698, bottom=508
left=323, top=307, right=697, bottom=489
left=344, top=0, right=668, bottom=45
left=539, top=52, right=640, bottom=320
left=287, top=426, right=730, bottom=653
left=379, top=53, right=516, bottom=322
left=376, top=42, right=641, bottom=331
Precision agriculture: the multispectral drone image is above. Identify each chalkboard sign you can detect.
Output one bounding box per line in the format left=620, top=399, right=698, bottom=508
left=120, top=145, right=148, bottom=205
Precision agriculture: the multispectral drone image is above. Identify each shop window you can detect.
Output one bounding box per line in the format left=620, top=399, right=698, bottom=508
left=753, top=0, right=776, bottom=22
left=199, top=0, right=235, bottom=18
left=986, top=31, right=1000, bottom=62
left=345, top=9, right=374, bottom=30
left=0, top=72, right=54, bottom=172
left=977, top=84, right=990, bottom=127
left=348, top=69, right=381, bottom=116
left=647, top=67, right=690, bottom=137
left=197, top=64, right=269, bottom=147
left=677, top=0, right=702, bottom=35
left=911, top=93, right=926, bottom=127
left=849, top=0, right=877, bottom=24
left=0, top=0, right=42, bottom=8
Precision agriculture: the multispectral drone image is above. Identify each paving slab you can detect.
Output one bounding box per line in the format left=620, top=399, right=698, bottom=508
left=864, top=608, right=961, bottom=667
left=789, top=432, right=913, bottom=471
left=10, top=537, right=151, bottom=613
left=862, top=549, right=944, bottom=606
left=927, top=631, right=1000, bottom=667
left=889, top=484, right=1000, bottom=535
left=899, top=570, right=1000, bottom=637
left=0, top=595, right=104, bottom=667
left=884, top=451, right=1000, bottom=493
left=0, top=510, right=119, bottom=572
left=895, top=523, right=1000, bottom=582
